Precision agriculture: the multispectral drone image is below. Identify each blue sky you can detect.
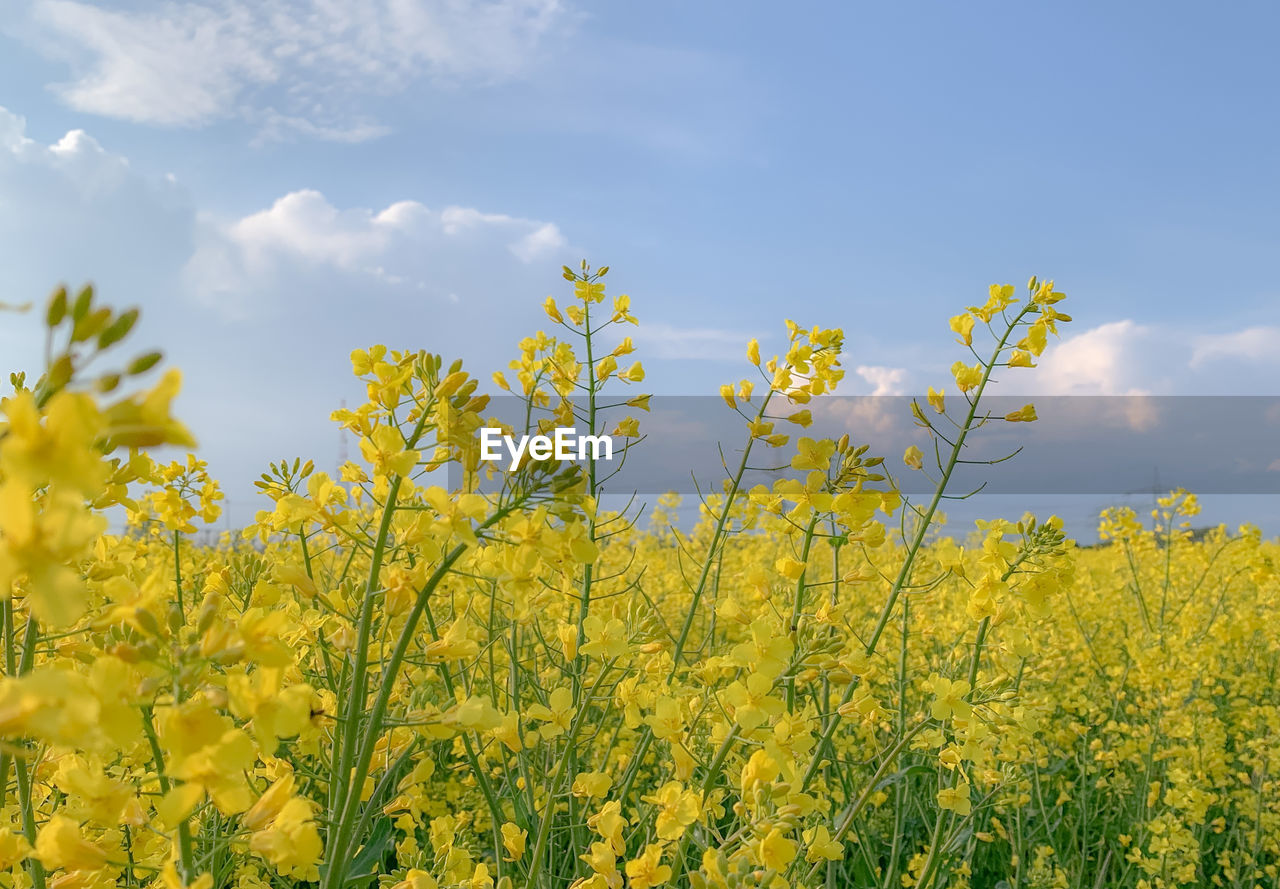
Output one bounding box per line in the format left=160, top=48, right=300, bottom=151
left=0, top=1, right=1277, bottom=536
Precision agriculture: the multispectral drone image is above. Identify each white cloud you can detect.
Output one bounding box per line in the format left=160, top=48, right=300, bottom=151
left=0, top=106, right=131, bottom=191
left=0, top=104, right=571, bottom=321
left=0, top=105, right=193, bottom=301
left=855, top=365, right=909, bottom=396
left=989, top=319, right=1280, bottom=398
left=632, top=323, right=751, bottom=361
left=250, top=110, right=392, bottom=146
left=1008, top=320, right=1154, bottom=396
left=22, top=0, right=566, bottom=137
left=185, top=188, right=571, bottom=316
left=0, top=105, right=581, bottom=513
left=812, top=395, right=903, bottom=437
left=1190, top=326, right=1280, bottom=368
left=511, top=222, right=567, bottom=262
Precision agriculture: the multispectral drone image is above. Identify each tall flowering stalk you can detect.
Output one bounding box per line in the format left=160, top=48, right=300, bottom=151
left=0, top=271, right=1275, bottom=889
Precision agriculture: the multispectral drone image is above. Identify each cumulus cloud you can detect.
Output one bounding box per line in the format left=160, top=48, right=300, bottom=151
left=20, top=0, right=566, bottom=138
left=0, top=105, right=579, bottom=514
left=974, top=316, right=1280, bottom=434
left=997, top=320, right=1156, bottom=396
left=984, top=318, right=1280, bottom=398
left=512, top=223, right=568, bottom=263
left=1190, top=326, right=1280, bottom=368
left=185, top=189, right=569, bottom=316
left=0, top=105, right=193, bottom=306
left=855, top=365, right=909, bottom=396
left=812, top=395, right=904, bottom=437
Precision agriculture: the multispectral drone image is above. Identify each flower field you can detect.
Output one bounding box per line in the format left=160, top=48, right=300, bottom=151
left=0, top=268, right=1277, bottom=889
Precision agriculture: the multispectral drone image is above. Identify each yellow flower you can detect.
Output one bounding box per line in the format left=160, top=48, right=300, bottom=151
left=580, top=840, right=620, bottom=878
left=0, top=390, right=106, bottom=494
left=642, top=781, right=701, bottom=840
left=937, top=783, right=972, bottom=816
left=903, top=445, right=924, bottom=470
left=612, top=415, right=640, bottom=437
left=572, top=771, right=611, bottom=798
left=491, top=712, right=525, bottom=753
left=159, top=701, right=256, bottom=814
left=248, top=797, right=323, bottom=879
left=595, top=355, right=618, bottom=382
left=447, top=695, right=501, bottom=732
left=803, top=825, right=843, bottom=862
left=424, top=617, right=480, bottom=663
left=621, top=361, right=644, bottom=382
left=624, top=844, right=671, bottom=889
left=155, top=782, right=205, bottom=829
left=791, top=437, right=835, bottom=472
left=500, top=822, right=527, bottom=861
left=929, top=675, right=973, bottom=721
left=775, top=556, right=806, bottom=581
left=587, top=801, right=627, bottom=854
left=950, top=361, right=983, bottom=393
left=34, top=816, right=106, bottom=872
left=160, top=862, right=214, bottom=889
left=227, top=669, right=314, bottom=752
left=740, top=749, right=781, bottom=796
left=527, top=687, right=574, bottom=739
left=0, top=828, right=30, bottom=871
left=358, top=426, right=420, bottom=478
left=580, top=615, right=627, bottom=659
left=390, top=870, right=439, bottom=889
left=1017, top=319, right=1049, bottom=355
left=759, top=828, right=797, bottom=870
left=242, top=775, right=296, bottom=831
left=53, top=756, right=132, bottom=825
left=646, top=697, right=685, bottom=742
left=556, top=622, right=579, bottom=660
left=103, top=368, right=195, bottom=448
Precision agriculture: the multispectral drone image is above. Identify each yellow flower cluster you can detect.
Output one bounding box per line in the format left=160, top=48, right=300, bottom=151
left=0, top=270, right=1273, bottom=889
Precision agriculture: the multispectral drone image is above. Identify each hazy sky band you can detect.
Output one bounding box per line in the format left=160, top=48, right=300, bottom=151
left=445, top=396, right=1280, bottom=495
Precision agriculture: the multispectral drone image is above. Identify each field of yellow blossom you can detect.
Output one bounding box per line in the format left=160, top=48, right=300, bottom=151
left=0, top=268, right=1276, bottom=889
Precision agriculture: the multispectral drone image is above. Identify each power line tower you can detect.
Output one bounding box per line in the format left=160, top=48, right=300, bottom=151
left=1123, top=466, right=1163, bottom=517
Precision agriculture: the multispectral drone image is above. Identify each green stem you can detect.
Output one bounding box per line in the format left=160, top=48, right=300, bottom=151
left=667, top=724, right=741, bottom=884
left=14, top=612, right=45, bottom=889
left=786, top=517, right=819, bottom=711
left=669, top=391, right=775, bottom=669
left=800, top=303, right=1036, bottom=794
left=797, top=719, right=933, bottom=885
left=0, top=597, right=13, bottom=812
left=863, top=303, right=1035, bottom=660
left=142, top=706, right=195, bottom=883
left=327, top=469, right=408, bottom=856
left=15, top=757, right=46, bottom=889
left=324, top=502, right=520, bottom=888
left=615, top=391, right=775, bottom=808
left=173, top=531, right=184, bottom=623
left=523, top=659, right=616, bottom=888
